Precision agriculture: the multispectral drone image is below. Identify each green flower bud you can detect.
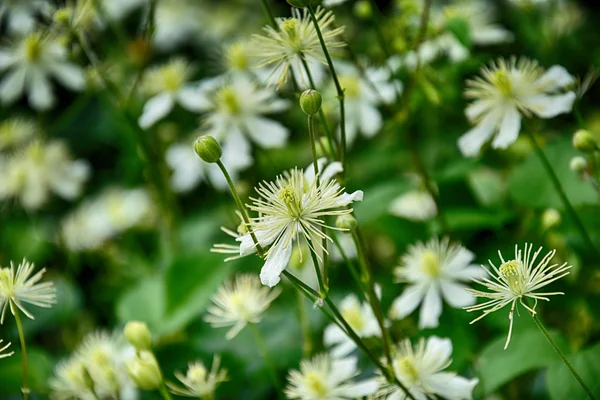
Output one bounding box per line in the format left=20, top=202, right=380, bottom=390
left=354, top=0, right=372, bottom=19
left=300, top=89, right=322, bottom=116
left=126, top=351, right=163, bottom=391
left=570, top=156, right=588, bottom=174
left=572, top=129, right=598, bottom=153
left=336, top=214, right=358, bottom=231
left=124, top=321, right=152, bottom=351
left=286, top=0, right=311, bottom=8
left=194, top=136, right=222, bottom=163
left=541, top=209, right=561, bottom=230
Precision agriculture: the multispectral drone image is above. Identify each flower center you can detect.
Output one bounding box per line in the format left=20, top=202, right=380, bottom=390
left=23, top=34, right=42, bottom=62
left=395, top=357, right=420, bottom=386
left=420, top=250, right=440, bottom=277
left=230, top=292, right=250, bottom=319
left=160, top=66, right=185, bottom=92
left=341, top=306, right=365, bottom=332
left=188, top=365, right=208, bottom=383
left=492, top=70, right=513, bottom=98
left=305, top=372, right=328, bottom=396
left=279, top=186, right=302, bottom=218
left=499, top=260, right=526, bottom=295
left=339, top=75, right=360, bottom=98
left=90, top=348, right=110, bottom=365
left=281, top=18, right=302, bottom=49
left=228, top=43, right=248, bottom=71
left=0, top=269, right=12, bottom=296
left=216, top=87, right=241, bottom=115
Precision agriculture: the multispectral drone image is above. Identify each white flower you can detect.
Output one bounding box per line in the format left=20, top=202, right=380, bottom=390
left=0, top=0, right=51, bottom=34
left=390, top=238, right=480, bottom=329
left=100, top=0, right=146, bottom=20
left=324, top=293, right=381, bottom=357
left=459, top=57, right=576, bottom=157
left=190, top=74, right=290, bottom=167
left=0, top=118, right=37, bottom=150
left=465, top=243, right=571, bottom=349
left=388, top=190, right=437, bottom=222
left=0, top=139, right=90, bottom=210
left=376, top=336, right=478, bottom=400
left=323, top=0, right=349, bottom=7
left=73, top=330, right=137, bottom=399
left=0, top=258, right=56, bottom=323
left=251, top=7, right=345, bottom=88
left=0, top=339, right=13, bottom=359
left=0, top=32, right=86, bottom=110
left=50, top=358, right=97, bottom=400
left=153, top=0, right=203, bottom=51
left=61, top=187, right=155, bottom=251
left=331, top=62, right=401, bottom=143
left=204, top=274, right=281, bottom=339
left=238, top=162, right=363, bottom=287
left=167, top=356, right=228, bottom=398
left=285, top=353, right=378, bottom=399
left=138, top=59, right=206, bottom=128
left=443, top=1, right=513, bottom=46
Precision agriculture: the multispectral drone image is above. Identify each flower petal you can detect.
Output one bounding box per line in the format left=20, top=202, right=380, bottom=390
left=259, top=242, right=292, bottom=287
left=491, top=105, right=521, bottom=149
left=534, top=65, right=574, bottom=91
left=0, top=68, right=26, bottom=105
left=419, top=284, right=442, bottom=329
left=28, top=69, right=55, bottom=110
left=522, top=92, right=576, bottom=118
left=243, top=116, right=289, bottom=148
left=48, top=63, right=86, bottom=91
left=138, top=93, right=175, bottom=129
left=440, top=281, right=475, bottom=308
left=458, top=112, right=499, bottom=157
left=390, top=284, right=425, bottom=320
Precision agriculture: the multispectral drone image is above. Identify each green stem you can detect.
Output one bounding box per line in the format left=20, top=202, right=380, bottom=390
left=307, top=5, right=346, bottom=169
left=307, top=239, right=326, bottom=296
left=351, top=229, right=394, bottom=369
left=532, top=315, right=596, bottom=399
left=158, top=384, right=173, bottom=400
left=260, top=0, right=277, bottom=29
left=330, top=233, right=365, bottom=298
left=300, top=57, right=337, bottom=160
left=14, top=311, right=29, bottom=400
left=527, top=132, right=599, bottom=258
left=296, top=289, right=313, bottom=357
left=249, top=324, right=284, bottom=397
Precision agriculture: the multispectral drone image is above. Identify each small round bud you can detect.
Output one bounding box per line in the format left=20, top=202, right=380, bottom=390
left=354, top=0, right=372, bottom=19
left=286, top=0, right=310, bottom=7
left=300, top=89, right=322, bottom=116
left=336, top=215, right=358, bottom=231
left=541, top=208, right=561, bottom=230
left=570, top=156, right=588, bottom=174
left=572, top=129, right=598, bottom=153
left=126, top=351, right=163, bottom=390
left=124, top=321, right=152, bottom=350
left=194, top=136, right=222, bottom=163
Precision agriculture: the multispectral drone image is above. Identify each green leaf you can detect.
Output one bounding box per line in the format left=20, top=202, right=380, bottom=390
left=446, top=17, right=472, bottom=49
left=546, top=342, right=600, bottom=399
left=0, top=348, right=53, bottom=396
left=467, top=167, right=507, bottom=207
left=508, top=139, right=597, bottom=209
left=477, top=327, right=570, bottom=394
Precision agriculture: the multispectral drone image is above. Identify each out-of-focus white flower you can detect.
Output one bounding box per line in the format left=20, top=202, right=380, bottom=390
left=324, top=293, right=381, bottom=357
left=330, top=62, right=401, bottom=143
left=51, top=330, right=138, bottom=400
left=153, top=0, right=203, bottom=51
left=167, top=356, right=228, bottom=398
left=0, top=32, right=86, bottom=110
left=100, top=0, right=146, bottom=20
left=459, top=57, right=575, bottom=157
left=465, top=243, right=570, bottom=349
left=190, top=74, right=290, bottom=167
left=389, top=190, right=437, bottom=222
left=0, top=0, right=51, bottom=34
left=376, top=336, right=478, bottom=399
left=223, top=41, right=255, bottom=74
left=0, top=258, right=56, bottom=324
left=138, top=59, right=206, bottom=128
left=238, top=162, right=363, bottom=287
left=52, top=0, right=101, bottom=33
left=285, top=353, right=378, bottom=399
left=389, top=238, right=480, bottom=329
left=0, top=339, right=12, bottom=359
left=251, top=7, right=345, bottom=88
left=323, top=0, right=349, bottom=7
left=0, top=139, right=90, bottom=210
left=204, top=274, right=281, bottom=339
left=61, top=187, right=155, bottom=251
left=330, top=232, right=357, bottom=263
left=0, top=118, right=37, bottom=150
left=443, top=0, right=513, bottom=46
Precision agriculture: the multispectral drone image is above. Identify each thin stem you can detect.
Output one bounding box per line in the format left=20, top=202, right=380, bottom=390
left=532, top=315, right=596, bottom=399
left=14, top=311, right=29, bottom=400
left=351, top=229, right=394, bottom=369
left=260, top=0, right=277, bottom=29
left=296, top=289, right=313, bottom=357
left=283, top=270, right=321, bottom=300
left=158, top=384, right=173, bottom=400
left=331, top=233, right=365, bottom=298
left=307, top=239, right=326, bottom=295
left=527, top=132, right=599, bottom=258
left=216, top=160, right=264, bottom=257
left=249, top=324, right=284, bottom=397
left=307, top=5, right=346, bottom=169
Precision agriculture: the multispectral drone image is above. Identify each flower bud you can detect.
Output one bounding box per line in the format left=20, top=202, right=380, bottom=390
left=286, top=0, right=311, bottom=8
left=541, top=209, right=561, bottom=230
left=124, top=321, right=152, bottom=351
left=570, top=156, right=588, bottom=174
left=300, top=89, right=322, bottom=116
left=194, top=136, right=222, bottom=163
left=336, top=215, right=357, bottom=231
left=126, top=351, right=163, bottom=391
left=572, top=129, right=598, bottom=153
left=354, top=0, right=372, bottom=19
